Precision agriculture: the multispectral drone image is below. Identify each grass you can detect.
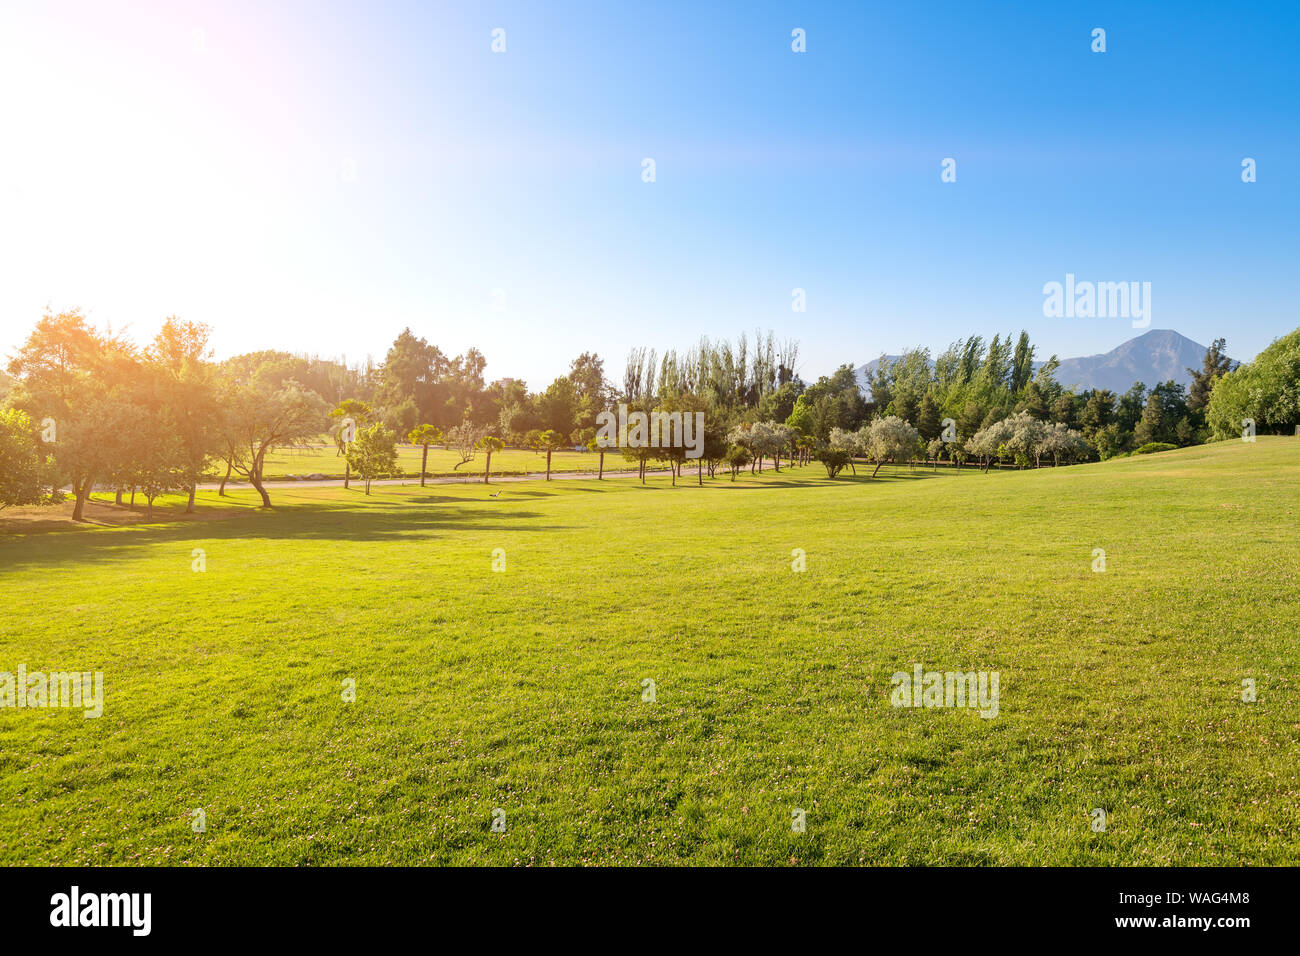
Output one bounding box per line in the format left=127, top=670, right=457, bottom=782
left=1, top=438, right=1298, bottom=865
left=240, top=443, right=606, bottom=480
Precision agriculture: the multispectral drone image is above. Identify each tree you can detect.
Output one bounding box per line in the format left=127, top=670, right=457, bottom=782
left=479, top=435, right=504, bottom=483
left=968, top=417, right=1017, bottom=472
left=125, top=410, right=186, bottom=518
left=1005, top=412, right=1049, bottom=467
left=538, top=428, right=566, bottom=480
left=150, top=319, right=222, bottom=512
left=221, top=381, right=327, bottom=507
left=816, top=447, right=852, bottom=478
left=1187, top=338, right=1235, bottom=415
left=345, top=423, right=400, bottom=494
left=407, top=424, right=443, bottom=487
left=862, top=416, right=921, bottom=477
left=916, top=393, right=942, bottom=441
left=0, top=409, right=55, bottom=508
left=586, top=435, right=607, bottom=478
left=330, top=399, right=373, bottom=490
left=537, top=376, right=579, bottom=437
left=1080, top=389, right=1116, bottom=438
left=5, top=310, right=137, bottom=520
left=1134, top=381, right=1189, bottom=447
left=1206, top=328, right=1300, bottom=439
left=828, top=427, right=862, bottom=475
left=447, top=420, right=486, bottom=470
left=724, top=445, right=752, bottom=480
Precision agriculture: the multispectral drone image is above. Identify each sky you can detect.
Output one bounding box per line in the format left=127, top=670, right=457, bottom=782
left=1, top=0, right=1297, bottom=386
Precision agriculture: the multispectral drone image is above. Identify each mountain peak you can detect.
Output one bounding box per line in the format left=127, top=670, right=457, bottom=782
left=853, top=330, right=1214, bottom=398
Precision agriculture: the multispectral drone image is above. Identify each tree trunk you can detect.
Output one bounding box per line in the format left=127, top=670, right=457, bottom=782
left=546, top=449, right=552, bottom=480
left=698, top=459, right=702, bottom=485
left=146, top=497, right=154, bottom=520
left=872, top=460, right=883, bottom=478
left=115, top=488, right=123, bottom=505
left=598, top=451, right=604, bottom=479
left=130, top=487, right=136, bottom=507
left=186, top=483, right=197, bottom=513
left=365, top=477, right=372, bottom=495
left=72, top=475, right=93, bottom=521
left=484, top=451, right=492, bottom=484
left=420, top=445, right=429, bottom=487
left=219, top=459, right=231, bottom=496
left=250, top=472, right=272, bottom=507
left=344, top=459, right=351, bottom=489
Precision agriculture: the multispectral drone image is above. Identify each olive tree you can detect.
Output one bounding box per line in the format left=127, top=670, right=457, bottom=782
left=862, top=415, right=922, bottom=478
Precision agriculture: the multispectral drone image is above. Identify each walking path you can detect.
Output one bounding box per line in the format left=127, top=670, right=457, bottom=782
left=194, top=468, right=674, bottom=491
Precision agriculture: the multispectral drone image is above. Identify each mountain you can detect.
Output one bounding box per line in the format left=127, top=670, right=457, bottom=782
left=853, top=330, right=1212, bottom=398
left=1049, top=329, right=1209, bottom=395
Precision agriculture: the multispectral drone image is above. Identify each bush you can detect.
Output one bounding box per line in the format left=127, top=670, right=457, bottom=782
left=815, top=447, right=852, bottom=478
left=1135, top=442, right=1177, bottom=455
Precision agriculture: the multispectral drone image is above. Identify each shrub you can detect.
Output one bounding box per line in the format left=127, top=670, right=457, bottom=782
left=1134, top=442, right=1177, bottom=455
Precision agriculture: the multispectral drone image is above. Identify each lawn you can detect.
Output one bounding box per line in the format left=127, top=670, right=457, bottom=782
left=1, top=439, right=1297, bottom=865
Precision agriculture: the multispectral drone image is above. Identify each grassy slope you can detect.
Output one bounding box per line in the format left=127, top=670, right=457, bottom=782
left=1, top=439, right=1297, bottom=865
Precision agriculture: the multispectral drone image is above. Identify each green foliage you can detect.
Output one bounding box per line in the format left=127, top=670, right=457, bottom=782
left=815, top=446, right=852, bottom=478
left=344, top=423, right=400, bottom=492
left=0, top=409, right=55, bottom=507
left=1135, top=442, right=1178, bottom=455
left=1206, top=328, right=1300, bottom=439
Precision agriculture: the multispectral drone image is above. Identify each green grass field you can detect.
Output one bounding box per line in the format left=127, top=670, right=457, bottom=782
left=2, top=438, right=1298, bottom=865
left=242, top=443, right=605, bottom=480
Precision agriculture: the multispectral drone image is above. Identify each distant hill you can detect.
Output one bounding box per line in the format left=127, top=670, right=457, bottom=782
left=1049, top=329, right=1210, bottom=394
left=854, top=330, right=1213, bottom=398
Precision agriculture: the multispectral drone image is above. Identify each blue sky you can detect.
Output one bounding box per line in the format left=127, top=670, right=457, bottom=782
left=1, top=0, right=1296, bottom=384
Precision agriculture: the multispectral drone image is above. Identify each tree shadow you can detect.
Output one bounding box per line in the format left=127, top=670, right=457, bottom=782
left=0, top=500, right=569, bottom=571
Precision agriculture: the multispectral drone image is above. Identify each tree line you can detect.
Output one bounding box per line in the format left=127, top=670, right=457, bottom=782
left=2, top=311, right=1296, bottom=517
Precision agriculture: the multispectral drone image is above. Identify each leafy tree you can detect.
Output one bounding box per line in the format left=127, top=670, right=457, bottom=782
left=149, top=318, right=221, bottom=512
left=862, top=415, right=921, bottom=478
left=538, top=428, right=566, bottom=480
left=1117, top=383, right=1147, bottom=434
left=407, top=423, right=443, bottom=486
left=724, top=444, right=752, bottom=480
left=0, top=409, right=55, bottom=508
left=221, top=381, right=327, bottom=507
left=1187, top=338, right=1235, bottom=415
left=1206, top=328, right=1300, bottom=438
left=916, top=393, right=942, bottom=441
left=536, top=377, right=579, bottom=437
left=125, top=409, right=186, bottom=518
left=816, top=447, right=852, bottom=478
left=5, top=310, right=137, bottom=520
left=1134, top=381, right=1189, bottom=447
left=330, top=399, right=373, bottom=490
left=345, top=423, right=400, bottom=494
left=1080, top=389, right=1117, bottom=437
